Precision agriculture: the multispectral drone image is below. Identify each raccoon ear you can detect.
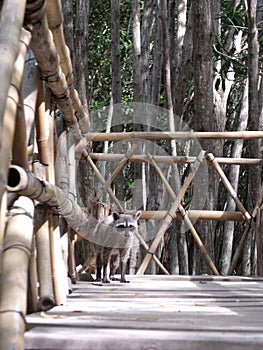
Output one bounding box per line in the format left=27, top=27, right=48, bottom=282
left=113, top=212, right=120, bottom=221
left=135, top=211, right=141, bottom=220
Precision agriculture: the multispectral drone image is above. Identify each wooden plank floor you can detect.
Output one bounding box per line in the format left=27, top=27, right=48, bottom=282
left=25, top=275, right=263, bottom=350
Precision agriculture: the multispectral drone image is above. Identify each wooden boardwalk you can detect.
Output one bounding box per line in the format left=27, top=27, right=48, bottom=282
left=25, top=275, right=263, bottom=350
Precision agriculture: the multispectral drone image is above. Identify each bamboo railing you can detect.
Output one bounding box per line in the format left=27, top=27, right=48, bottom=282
left=89, top=152, right=263, bottom=165
left=7, top=165, right=92, bottom=237
left=77, top=130, right=263, bottom=146
left=1, top=1, right=263, bottom=349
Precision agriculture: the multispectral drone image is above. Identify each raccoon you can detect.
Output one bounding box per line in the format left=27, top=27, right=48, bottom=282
left=88, top=211, right=141, bottom=283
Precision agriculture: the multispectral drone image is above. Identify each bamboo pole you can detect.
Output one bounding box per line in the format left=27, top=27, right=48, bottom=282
left=0, top=191, right=7, bottom=276
left=137, top=151, right=217, bottom=275
left=45, top=0, right=90, bottom=133
left=34, top=205, right=55, bottom=311
left=228, top=190, right=263, bottom=275
left=67, top=134, right=78, bottom=283
left=126, top=210, right=246, bottom=221
left=143, top=153, right=219, bottom=276
left=25, top=0, right=82, bottom=139
left=89, top=152, right=263, bottom=166
left=49, top=214, right=68, bottom=305
left=7, top=165, right=91, bottom=237
left=23, top=49, right=39, bottom=142
left=12, top=97, right=28, bottom=169
left=0, top=0, right=26, bottom=137
left=207, top=153, right=256, bottom=231
left=0, top=196, right=34, bottom=350
left=35, top=80, right=50, bottom=167
left=76, top=130, right=263, bottom=147
left=27, top=237, right=38, bottom=314
left=0, top=27, right=31, bottom=206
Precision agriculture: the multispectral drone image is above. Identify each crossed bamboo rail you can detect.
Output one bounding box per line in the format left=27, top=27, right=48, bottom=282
left=1, top=1, right=263, bottom=350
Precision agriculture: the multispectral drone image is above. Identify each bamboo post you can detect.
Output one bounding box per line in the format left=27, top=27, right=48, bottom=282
left=207, top=153, right=256, bottom=231
left=0, top=191, right=7, bottom=275
left=45, top=0, right=90, bottom=133
left=0, top=0, right=26, bottom=136
left=67, top=134, right=78, bottom=283
left=0, top=26, right=30, bottom=175
left=27, top=237, right=38, bottom=314
left=12, top=101, right=28, bottom=169
left=137, top=151, right=206, bottom=275
left=34, top=205, right=55, bottom=311
left=256, top=208, right=263, bottom=276
left=146, top=153, right=219, bottom=275
left=25, top=0, right=82, bottom=139
left=22, top=49, right=39, bottom=143
left=35, top=80, right=50, bottom=168
left=0, top=196, right=34, bottom=350
left=228, top=190, right=263, bottom=275
left=49, top=214, right=68, bottom=305
left=0, top=27, right=31, bottom=278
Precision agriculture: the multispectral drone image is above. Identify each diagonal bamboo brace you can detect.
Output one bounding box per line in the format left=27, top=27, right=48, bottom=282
left=146, top=153, right=219, bottom=275
left=96, top=144, right=139, bottom=200
left=137, top=150, right=206, bottom=275
left=83, top=150, right=169, bottom=275
left=207, top=153, right=256, bottom=231
left=228, top=188, right=263, bottom=275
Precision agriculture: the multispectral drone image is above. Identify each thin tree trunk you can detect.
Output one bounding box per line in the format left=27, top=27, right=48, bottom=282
left=151, top=1, right=163, bottom=106
left=75, top=0, right=90, bottom=112
left=141, top=0, right=155, bottom=103
left=132, top=0, right=142, bottom=102
left=173, top=3, right=193, bottom=119
left=243, top=0, right=261, bottom=276
left=221, top=80, right=249, bottom=275
left=192, top=0, right=215, bottom=274
left=61, top=0, right=75, bottom=71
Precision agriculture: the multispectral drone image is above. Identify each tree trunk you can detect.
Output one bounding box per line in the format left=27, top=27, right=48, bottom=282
left=132, top=0, right=142, bottom=102
left=61, top=0, right=75, bottom=71
left=141, top=0, right=154, bottom=103
left=243, top=0, right=261, bottom=276
left=75, top=0, right=90, bottom=111
left=151, top=1, right=163, bottom=106
left=221, top=80, right=249, bottom=275
left=192, top=0, right=215, bottom=275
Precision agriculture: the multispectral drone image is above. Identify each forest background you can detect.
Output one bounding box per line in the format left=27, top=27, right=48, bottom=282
left=61, top=0, right=263, bottom=276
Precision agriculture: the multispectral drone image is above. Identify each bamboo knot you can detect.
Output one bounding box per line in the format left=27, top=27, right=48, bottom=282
left=0, top=309, right=27, bottom=329
left=2, top=242, right=32, bottom=258
left=7, top=206, right=33, bottom=220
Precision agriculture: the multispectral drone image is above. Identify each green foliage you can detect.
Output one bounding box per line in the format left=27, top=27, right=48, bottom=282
left=88, top=1, right=133, bottom=109
left=213, top=1, right=248, bottom=91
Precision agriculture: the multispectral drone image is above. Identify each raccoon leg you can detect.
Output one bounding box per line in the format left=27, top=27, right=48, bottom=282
left=102, top=247, right=112, bottom=283
left=110, top=253, right=120, bottom=281
left=95, top=249, right=103, bottom=282
left=120, top=248, right=130, bottom=283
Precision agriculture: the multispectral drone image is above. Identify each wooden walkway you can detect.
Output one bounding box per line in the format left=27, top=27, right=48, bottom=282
left=25, top=275, right=263, bottom=350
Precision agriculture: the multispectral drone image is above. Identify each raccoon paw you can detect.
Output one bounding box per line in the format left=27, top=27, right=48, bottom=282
left=120, top=278, right=130, bottom=283
left=110, top=276, right=120, bottom=281
left=103, top=278, right=111, bottom=284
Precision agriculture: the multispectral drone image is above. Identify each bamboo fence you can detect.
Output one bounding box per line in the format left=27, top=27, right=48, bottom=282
left=89, top=152, right=263, bottom=166
left=1, top=1, right=263, bottom=349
